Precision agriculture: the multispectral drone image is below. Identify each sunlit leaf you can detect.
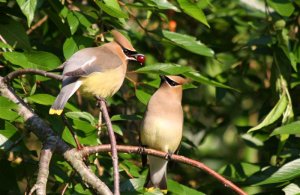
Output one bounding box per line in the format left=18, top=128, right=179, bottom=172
left=282, top=183, right=300, bottom=195
left=3, top=51, right=61, bottom=70
left=177, top=0, right=209, bottom=27
left=16, top=0, right=37, bottom=27
left=267, top=0, right=294, bottom=17
left=65, top=111, right=97, bottom=126
left=149, top=0, right=180, bottom=11
left=252, top=158, right=300, bottom=185
left=271, top=121, right=300, bottom=136
left=0, top=97, right=19, bottom=121
left=248, top=95, right=288, bottom=132
left=96, top=0, right=128, bottom=18
left=67, top=11, right=79, bottom=35
left=63, top=37, right=79, bottom=59
left=135, top=88, right=152, bottom=105
left=162, top=30, right=214, bottom=57
left=136, top=63, right=194, bottom=75
left=28, top=94, right=77, bottom=111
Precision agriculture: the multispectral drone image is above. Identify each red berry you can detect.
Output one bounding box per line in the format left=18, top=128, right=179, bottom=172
left=137, top=55, right=145, bottom=64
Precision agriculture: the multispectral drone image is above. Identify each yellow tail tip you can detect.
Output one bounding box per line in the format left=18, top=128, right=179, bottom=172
left=145, top=187, right=167, bottom=194
left=49, top=108, right=63, bottom=115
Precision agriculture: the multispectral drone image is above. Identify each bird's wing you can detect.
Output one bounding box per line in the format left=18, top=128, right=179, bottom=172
left=63, top=45, right=123, bottom=77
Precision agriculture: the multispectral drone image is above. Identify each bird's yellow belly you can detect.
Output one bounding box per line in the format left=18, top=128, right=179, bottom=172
left=141, top=118, right=182, bottom=153
left=80, top=67, right=125, bottom=98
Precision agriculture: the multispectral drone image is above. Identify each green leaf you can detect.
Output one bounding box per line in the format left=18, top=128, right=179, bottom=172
left=271, top=121, right=300, bottom=136
left=112, top=124, right=123, bottom=136
left=28, top=94, right=77, bottom=111
left=267, top=0, right=294, bottom=17
left=0, top=41, right=13, bottom=50
left=149, top=0, right=180, bottom=11
left=61, top=127, right=76, bottom=147
left=184, top=71, right=236, bottom=90
left=63, top=37, right=79, bottom=59
left=27, top=94, right=57, bottom=105
left=162, top=30, right=214, bottom=57
left=111, top=114, right=142, bottom=121
left=219, top=162, right=261, bottom=181
left=253, top=158, right=300, bottom=185
left=96, top=0, right=128, bottom=18
left=168, top=179, right=205, bottom=195
left=3, top=51, right=61, bottom=70
left=67, top=11, right=79, bottom=35
left=135, top=88, right=152, bottom=105
left=136, top=63, right=194, bottom=75
left=65, top=111, right=97, bottom=126
left=73, top=12, right=92, bottom=28
left=177, top=0, right=209, bottom=27
left=282, top=183, right=300, bottom=195
left=248, top=95, right=288, bottom=132
left=120, top=178, right=145, bottom=192
left=0, top=97, right=19, bottom=121
left=0, top=16, right=31, bottom=50
left=16, top=0, right=37, bottom=27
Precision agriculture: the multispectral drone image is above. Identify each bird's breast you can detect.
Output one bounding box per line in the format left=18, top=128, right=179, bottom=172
left=141, top=116, right=183, bottom=153
left=79, top=66, right=125, bottom=98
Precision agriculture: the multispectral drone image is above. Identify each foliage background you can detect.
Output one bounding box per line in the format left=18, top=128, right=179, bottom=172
left=0, top=0, right=300, bottom=194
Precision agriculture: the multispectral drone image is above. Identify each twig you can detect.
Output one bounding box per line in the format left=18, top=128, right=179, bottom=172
left=27, top=15, right=48, bottom=35
left=0, top=35, right=13, bottom=52
left=97, top=99, right=120, bottom=195
left=4, top=68, right=63, bottom=82
left=81, top=145, right=247, bottom=195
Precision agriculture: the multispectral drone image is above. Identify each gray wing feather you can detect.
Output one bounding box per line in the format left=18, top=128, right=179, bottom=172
left=63, top=44, right=123, bottom=77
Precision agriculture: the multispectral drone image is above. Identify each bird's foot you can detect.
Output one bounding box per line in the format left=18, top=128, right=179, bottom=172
left=137, top=145, right=146, bottom=154
left=164, top=152, right=173, bottom=160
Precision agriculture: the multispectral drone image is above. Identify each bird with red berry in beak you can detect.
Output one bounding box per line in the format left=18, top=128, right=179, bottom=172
left=50, top=30, right=145, bottom=115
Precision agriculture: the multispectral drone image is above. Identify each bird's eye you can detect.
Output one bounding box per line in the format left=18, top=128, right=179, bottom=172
left=122, top=48, right=137, bottom=57
left=165, top=77, right=179, bottom=86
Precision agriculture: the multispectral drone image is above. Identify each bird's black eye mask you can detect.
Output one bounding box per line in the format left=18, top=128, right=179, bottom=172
left=122, top=48, right=138, bottom=57
left=160, top=75, right=180, bottom=86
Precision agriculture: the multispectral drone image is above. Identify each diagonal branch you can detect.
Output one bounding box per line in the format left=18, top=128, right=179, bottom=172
left=81, top=145, right=248, bottom=195
left=98, top=99, right=120, bottom=195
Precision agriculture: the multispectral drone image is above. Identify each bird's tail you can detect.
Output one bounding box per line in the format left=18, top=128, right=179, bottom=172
left=144, top=156, right=168, bottom=194
left=49, top=92, right=69, bottom=115
left=49, top=78, right=81, bottom=115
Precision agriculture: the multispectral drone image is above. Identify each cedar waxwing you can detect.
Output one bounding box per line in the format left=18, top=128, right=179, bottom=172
left=141, top=75, right=186, bottom=193
left=49, top=30, right=145, bottom=115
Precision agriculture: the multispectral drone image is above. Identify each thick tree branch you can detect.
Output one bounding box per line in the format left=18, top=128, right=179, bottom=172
left=81, top=145, right=247, bottom=195
left=98, top=99, right=120, bottom=195
left=0, top=75, right=112, bottom=195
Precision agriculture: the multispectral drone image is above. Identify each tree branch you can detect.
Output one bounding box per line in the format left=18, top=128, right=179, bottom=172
left=81, top=145, right=247, bottom=195
left=4, top=68, right=63, bottom=82
left=98, top=99, right=120, bottom=195
left=29, top=149, right=53, bottom=195
left=0, top=75, right=112, bottom=195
